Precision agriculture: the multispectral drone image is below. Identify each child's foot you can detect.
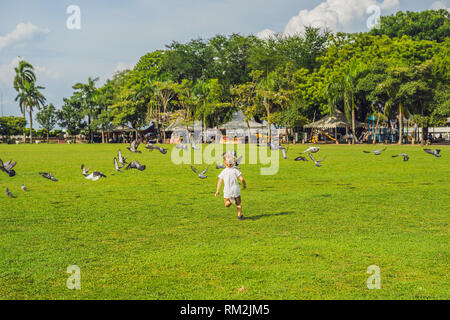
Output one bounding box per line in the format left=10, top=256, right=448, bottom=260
left=238, top=215, right=244, bottom=220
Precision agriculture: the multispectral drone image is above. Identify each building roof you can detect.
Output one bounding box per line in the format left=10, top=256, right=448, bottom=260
left=166, top=118, right=194, bottom=132
left=304, top=110, right=366, bottom=129
left=219, top=112, right=265, bottom=130
left=112, top=125, right=134, bottom=132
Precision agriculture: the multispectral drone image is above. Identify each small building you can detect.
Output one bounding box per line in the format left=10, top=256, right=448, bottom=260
left=218, top=111, right=266, bottom=144
left=304, top=110, right=366, bottom=143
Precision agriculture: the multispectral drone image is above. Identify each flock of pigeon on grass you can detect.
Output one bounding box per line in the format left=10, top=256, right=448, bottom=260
left=0, top=139, right=443, bottom=198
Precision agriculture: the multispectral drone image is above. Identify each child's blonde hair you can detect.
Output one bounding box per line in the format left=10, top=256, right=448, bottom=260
left=223, top=152, right=236, bottom=168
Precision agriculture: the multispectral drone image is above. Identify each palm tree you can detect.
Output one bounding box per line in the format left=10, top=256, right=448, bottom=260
left=73, top=77, right=99, bottom=143
left=327, top=62, right=361, bottom=144
left=14, top=59, right=36, bottom=142
left=255, top=72, right=290, bottom=143
left=15, top=81, right=46, bottom=143
left=376, top=67, right=412, bottom=145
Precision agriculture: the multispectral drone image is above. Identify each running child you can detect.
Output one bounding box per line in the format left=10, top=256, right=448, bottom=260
left=215, top=152, right=247, bottom=220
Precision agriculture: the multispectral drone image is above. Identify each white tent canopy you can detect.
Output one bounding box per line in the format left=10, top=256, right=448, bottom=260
left=304, top=110, right=366, bottom=129
left=219, top=112, right=265, bottom=130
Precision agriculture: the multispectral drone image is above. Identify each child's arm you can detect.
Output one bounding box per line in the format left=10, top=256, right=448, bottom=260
left=215, top=178, right=223, bottom=197
left=239, top=175, right=247, bottom=189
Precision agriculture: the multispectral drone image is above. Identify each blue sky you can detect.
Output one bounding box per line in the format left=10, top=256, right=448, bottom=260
left=0, top=0, right=448, bottom=117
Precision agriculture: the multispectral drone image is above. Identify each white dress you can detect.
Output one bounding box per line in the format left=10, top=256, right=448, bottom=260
left=218, top=167, right=242, bottom=198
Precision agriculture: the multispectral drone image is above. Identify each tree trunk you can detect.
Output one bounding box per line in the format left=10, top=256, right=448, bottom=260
left=87, top=114, right=92, bottom=143
left=264, top=98, right=271, bottom=143
left=351, top=107, right=356, bottom=144
left=22, top=111, right=26, bottom=143
left=373, top=115, right=380, bottom=145
left=101, top=129, right=105, bottom=144
left=29, top=109, right=33, bottom=144
left=47, top=131, right=49, bottom=143
left=335, top=127, right=338, bottom=145
left=398, top=105, right=403, bottom=145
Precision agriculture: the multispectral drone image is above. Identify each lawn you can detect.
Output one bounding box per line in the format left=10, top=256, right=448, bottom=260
left=0, top=143, right=448, bottom=300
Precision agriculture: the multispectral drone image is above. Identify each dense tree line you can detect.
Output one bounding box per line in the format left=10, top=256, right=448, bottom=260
left=14, top=9, right=450, bottom=144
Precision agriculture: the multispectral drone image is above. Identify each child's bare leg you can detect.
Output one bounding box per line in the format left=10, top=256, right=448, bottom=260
left=224, top=199, right=232, bottom=208
left=237, top=205, right=242, bottom=217
left=236, top=197, right=243, bottom=218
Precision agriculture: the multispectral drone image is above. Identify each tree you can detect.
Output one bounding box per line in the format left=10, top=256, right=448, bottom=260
left=151, top=80, right=178, bottom=142
left=110, top=71, right=148, bottom=140
left=254, top=71, right=291, bottom=142
left=13, top=59, right=36, bottom=142
left=326, top=61, right=363, bottom=143
left=57, top=96, right=87, bottom=139
left=372, top=62, right=435, bottom=144
left=0, top=116, right=26, bottom=141
left=194, top=78, right=232, bottom=141
left=36, top=104, right=57, bottom=142
left=370, top=9, right=450, bottom=43
left=15, top=80, right=46, bottom=144
left=73, top=77, right=99, bottom=143
left=277, top=27, right=330, bottom=71
left=175, top=79, right=197, bottom=126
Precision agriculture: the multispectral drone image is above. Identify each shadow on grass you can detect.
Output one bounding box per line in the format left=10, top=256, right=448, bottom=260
left=246, top=211, right=295, bottom=221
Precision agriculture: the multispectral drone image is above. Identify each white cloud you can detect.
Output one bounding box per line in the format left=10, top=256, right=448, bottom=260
left=35, top=65, right=60, bottom=80
left=0, top=57, right=59, bottom=87
left=99, top=62, right=135, bottom=85
left=429, top=1, right=450, bottom=11
left=284, top=0, right=399, bottom=36
left=0, top=22, right=49, bottom=50
left=113, top=62, right=135, bottom=74
left=0, top=57, right=23, bottom=86
left=255, top=0, right=400, bottom=38
left=256, top=29, right=277, bottom=40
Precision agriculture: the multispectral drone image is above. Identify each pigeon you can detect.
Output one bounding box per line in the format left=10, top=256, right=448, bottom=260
left=191, top=166, right=208, bottom=179
left=154, top=146, right=168, bottom=154
left=216, top=163, right=226, bottom=169
left=126, top=160, right=146, bottom=171
left=294, top=156, right=309, bottom=162
left=0, top=159, right=17, bottom=177
left=234, top=155, right=243, bottom=169
left=191, top=143, right=201, bottom=150
left=424, top=149, right=441, bottom=158
left=85, top=171, right=107, bottom=181
left=269, top=143, right=285, bottom=151
left=39, top=172, right=58, bottom=181
left=145, top=142, right=167, bottom=154
left=6, top=187, right=14, bottom=198
left=118, top=150, right=128, bottom=165
left=392, top=153, right=409, bottom=161
left=145, top=142, right=154, bottom=150
left=81, top=164, right=91, bottom=176
left=301, top=147, right=320, bottom=154
left=81, top=164, right=106, bottom=181
left=114, top=157, right=124, bottom=172
left=363, top=148, right=387, bottom=155
left=309, top=154, right=326, bottom=167
left=176, top=143, right=188, bottom=151
left=21, top=184, right=28, bottom=191
left=127, top=140, right=142, bottom=153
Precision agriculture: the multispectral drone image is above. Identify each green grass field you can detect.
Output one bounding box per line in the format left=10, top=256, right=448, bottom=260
left=0, top=143, right=448, bottom=300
